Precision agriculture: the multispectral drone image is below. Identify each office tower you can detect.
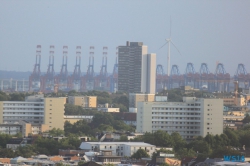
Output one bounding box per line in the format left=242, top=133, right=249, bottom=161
left=118, top=41, right=156, bottom=93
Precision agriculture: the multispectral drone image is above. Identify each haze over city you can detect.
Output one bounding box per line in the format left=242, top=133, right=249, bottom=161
left=0, top=1, right=250, bottom=74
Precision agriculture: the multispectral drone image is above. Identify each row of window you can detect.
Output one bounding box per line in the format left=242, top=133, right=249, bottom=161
left=152, top=126, right=200, bottom=129
left=0, top=127, right=20, bottom=129
left=3, top=120, right=43, bottom=123
left=152, top=107, right=201, bottom=111
left=152, top=112, right=200, bottom=115
left=152, top=117, right=200, bottom=120
left=152, top=121, right=200, bottom=125
left=3, top=116, right=43, bottom=119
left=4, top=108, right=43, bottom=110
left=152, top=130, right=200, bottom=135
left=4, top=104, right=44, bottom=106
left=3, top=112, right=43, bottom=115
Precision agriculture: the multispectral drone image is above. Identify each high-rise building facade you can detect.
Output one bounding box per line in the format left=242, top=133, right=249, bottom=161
left=136, top=97, right=223, bottom=139
left=118, top=42, right=155, bottom=93
left=0, top=94, right=66, bottom=130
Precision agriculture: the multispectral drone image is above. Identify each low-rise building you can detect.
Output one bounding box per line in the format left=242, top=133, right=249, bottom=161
left=6, top=138, right=32, bottom=150
left=0, top=120, right=49, bottom=137
left=79, top=142, right=156, bottom=157
left=64, top=115, right=93, bottom=124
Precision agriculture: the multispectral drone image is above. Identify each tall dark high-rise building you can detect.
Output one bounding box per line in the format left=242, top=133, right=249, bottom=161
left=118, top=41, right=155, bottom=93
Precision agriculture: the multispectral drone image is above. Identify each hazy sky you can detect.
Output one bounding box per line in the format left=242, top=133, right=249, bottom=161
left=1, top=0, right=250, bottom=75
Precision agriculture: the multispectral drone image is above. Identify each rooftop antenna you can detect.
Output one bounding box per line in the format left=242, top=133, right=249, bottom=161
left=159, top=16, right=181, bottom=76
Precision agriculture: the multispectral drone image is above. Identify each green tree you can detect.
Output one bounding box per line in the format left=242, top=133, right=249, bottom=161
left=175, top=148, right=196, bottom=160
left=210, top=146, right=241, bottom=158
left=78, top=161, right=86, bottom=166
left=105, top=164, right=115, bottom=166
left=15, top=145, right=35, bottom=158
left=0, top=133, right=12, bottom=148
left=34, top=136, right=60, bottom=155
left=0, top=148, right=16, bottom=158
left=119, top=135, right=128, bottom=141
left=131, top=149, right=149, bottom=159
left=171, top=132, right=186, bottom=151
left=217, top=134, right=230, bottom=147
left=188, top=140, right=212, bottom=157
left=238, top=130, right=250, bottom=147
left=153, top=130, right=173, bottom=147
left=68, top=120, right=91, bottom=136
left=242, top=114, right=250, bottom=124
left=99, top=124, right=113, bottom=132
left=14, top=132, right=23, bottom=138
left=9, top=93, right=26, bottom=101
left=49, top=128, right=64, bottom=137
left=0, top=91, right=10, bottom=101
left=243, top=124, right=250, bottom=130
left=224, top=128, right=240, bottom=146
left=91, top=112, right=114, bottom=128
left=159, top=163, right=170, bottom=166
left=116, top=96, right=129, bottom=109
left=204, top=134, right=215, bottom=148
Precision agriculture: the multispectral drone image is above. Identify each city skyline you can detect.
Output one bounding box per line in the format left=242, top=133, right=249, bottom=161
left=1, top=1, right=250, bottom=75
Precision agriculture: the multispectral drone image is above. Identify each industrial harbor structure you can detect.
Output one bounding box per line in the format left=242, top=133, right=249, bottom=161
left=1, top=45, right=250, bottom=93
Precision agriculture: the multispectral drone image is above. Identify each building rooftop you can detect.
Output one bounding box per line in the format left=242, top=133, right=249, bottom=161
left=7, top=138, right=23, bottom=144
left=81, top=142, right=155, bottom=146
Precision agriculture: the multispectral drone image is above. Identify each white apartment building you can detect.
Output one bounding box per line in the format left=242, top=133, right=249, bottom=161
left=79, top=142, right=156, bottom=157
left=0, top=94, right=66, bottom=131
left=0, top=99, right=44, bottom=124
left=136, top=97, right=223, bottom=139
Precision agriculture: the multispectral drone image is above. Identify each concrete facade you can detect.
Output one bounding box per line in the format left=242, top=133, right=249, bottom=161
left=0, top=95, right=66, bottom=131
left=118, top=42, right=156, bottom=93
left=0, top=121, right=49, bottom=137
left=141, top=53, right=156, bottom=94
left=68, top=96, right=97, bottom=108
left=44, top=97, right=66, bottom=130
left=129, top=93, right=155, bottom=113
left=136, top=97, right=223, bottom=139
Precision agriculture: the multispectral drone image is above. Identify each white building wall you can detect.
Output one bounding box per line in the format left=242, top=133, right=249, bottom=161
left=200, top=98, right=223, bottom=137
left=146, top=53, right=156, bottom=94
left=1, top=101, right=44, bottom=124
left=136, top=97, right=223, bottom=139
left=79, top=142, right=155, bottom=157
left=137, top=102, right=152, bottom=133
left=141, top=51, right=147, bottom=94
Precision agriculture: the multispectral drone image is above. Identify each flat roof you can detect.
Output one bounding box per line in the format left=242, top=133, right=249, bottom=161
left=82, top=142, right=155, bottom=147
